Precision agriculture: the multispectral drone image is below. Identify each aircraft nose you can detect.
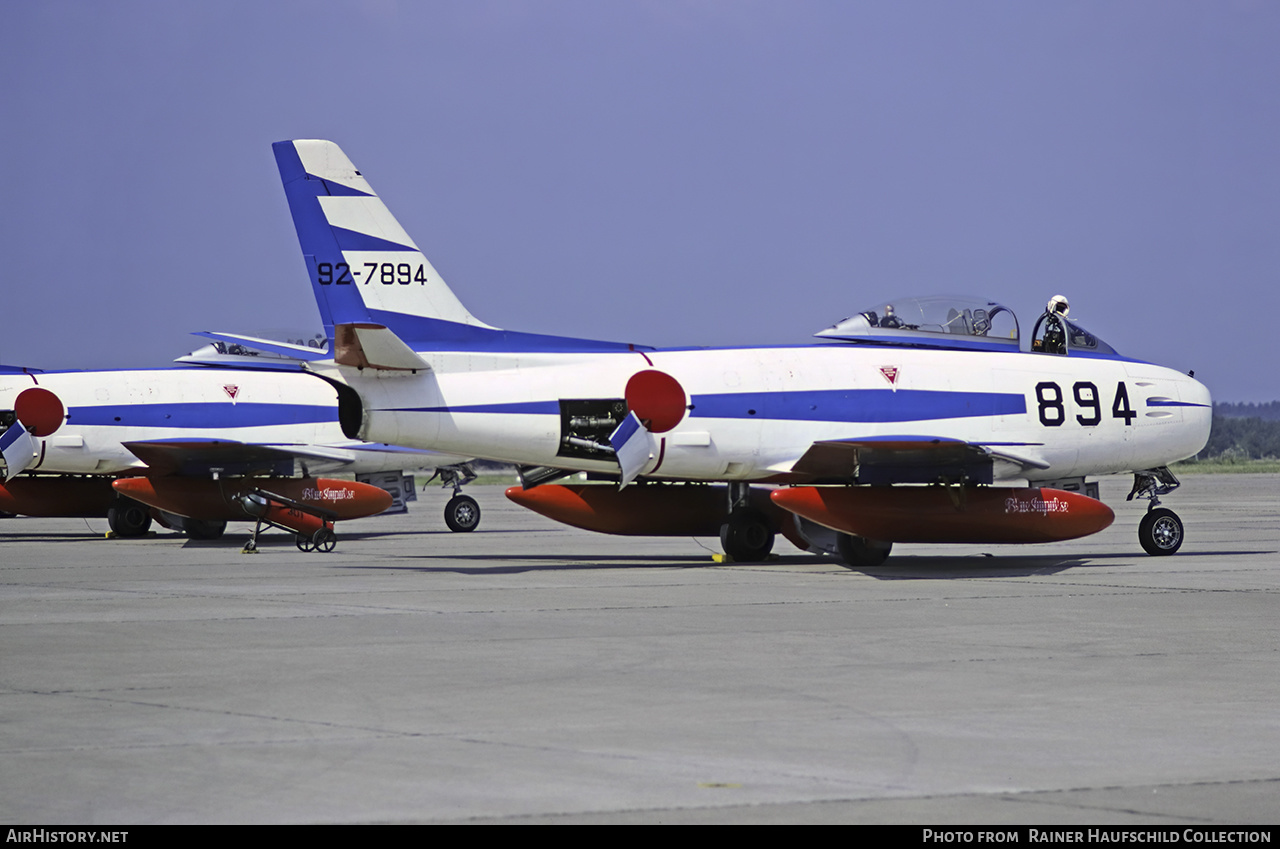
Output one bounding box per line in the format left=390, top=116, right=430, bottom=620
left=1178, top=371, right=1213, bottom=457
left=1182, top=372, right=1212, bottom=408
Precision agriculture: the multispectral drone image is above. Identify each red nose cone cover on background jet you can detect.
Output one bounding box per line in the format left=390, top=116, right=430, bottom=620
left=14, top=388, right=64, bottom=437
left=625, top=370, right=686, bottom=433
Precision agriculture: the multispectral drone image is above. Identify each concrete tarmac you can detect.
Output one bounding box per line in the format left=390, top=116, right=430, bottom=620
left=1, top=474, right=1278, bottom=825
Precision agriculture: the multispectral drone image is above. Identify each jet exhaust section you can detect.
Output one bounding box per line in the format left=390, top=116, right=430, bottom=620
left=770, top=485, right=1114, bottom=544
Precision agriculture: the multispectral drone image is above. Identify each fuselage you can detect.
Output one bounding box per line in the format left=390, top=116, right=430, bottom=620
left=320, top=342, right=1212, bottom=484
left=1, top=367, right=448, bottom=476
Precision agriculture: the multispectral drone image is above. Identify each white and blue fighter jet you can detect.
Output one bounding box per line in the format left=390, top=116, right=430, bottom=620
left=251, top=139, right=1211, bottom=564
left=0, top=350, right=479, bottom=542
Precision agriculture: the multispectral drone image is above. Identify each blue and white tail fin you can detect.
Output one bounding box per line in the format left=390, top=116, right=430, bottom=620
left=273, top=140, right=494, bottom=350
left=274, top=140, right=648, bottom=359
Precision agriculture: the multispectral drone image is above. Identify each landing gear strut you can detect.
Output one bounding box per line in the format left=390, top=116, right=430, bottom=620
left=1128, top=467, right=1184, bottom=556
left=719, top=482, right=774, bottom=562
left=430, top=464, right=482, bottom=532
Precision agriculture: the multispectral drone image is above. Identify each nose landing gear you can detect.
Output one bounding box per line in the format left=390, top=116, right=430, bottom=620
left=430, top=464, right=482, bottom=532
left=1128, top=467, right=1184, bottom=556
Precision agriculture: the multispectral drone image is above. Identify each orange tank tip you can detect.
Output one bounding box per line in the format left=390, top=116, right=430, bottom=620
left=111, top=477, right=154, bottom=496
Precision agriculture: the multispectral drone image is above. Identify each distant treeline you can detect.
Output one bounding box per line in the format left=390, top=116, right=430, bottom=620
left=1198, top=413, right=1280, bottom=460
left=1214, top=401, right=1280, bottom=421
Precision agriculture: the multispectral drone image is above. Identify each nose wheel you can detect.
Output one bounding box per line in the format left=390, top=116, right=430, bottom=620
left=429, top=464, right=482, bottom=532
left=1128, top=467, right=1185, bottom=556
left=444, top=494, right=481, bottom=533
left=1138, top=507, right=1183, bottom=556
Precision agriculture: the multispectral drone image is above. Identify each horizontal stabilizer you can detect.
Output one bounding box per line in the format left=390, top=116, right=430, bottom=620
left=333, top=323, right=431, bottom=372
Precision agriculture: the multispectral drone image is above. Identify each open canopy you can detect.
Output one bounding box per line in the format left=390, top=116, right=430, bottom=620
left=816, top=294, right=1120, bottom=356
left=816, top=295, right=1021, bottom=352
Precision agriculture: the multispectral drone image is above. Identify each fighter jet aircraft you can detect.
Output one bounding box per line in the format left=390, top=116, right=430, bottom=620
left=0, top=356, right=478, bottom=550
left=251, top=139, right=1210, bottom=564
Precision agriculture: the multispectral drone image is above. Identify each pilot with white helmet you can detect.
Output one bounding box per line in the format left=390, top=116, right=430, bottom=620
left=1034, top=294, right=1070, bottom=354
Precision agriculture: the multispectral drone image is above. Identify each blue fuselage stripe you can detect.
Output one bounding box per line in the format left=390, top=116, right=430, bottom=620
left=67, top=403, right=338, bottom=429
left=391, top=390, right=1026, bottom=423
left=689, top=389, right=1026, bottom=422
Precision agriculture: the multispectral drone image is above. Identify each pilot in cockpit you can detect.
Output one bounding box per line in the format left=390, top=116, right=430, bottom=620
left=880, top=303, right=902, bottom=329
left=1032, top=294, right=1070, bottom=354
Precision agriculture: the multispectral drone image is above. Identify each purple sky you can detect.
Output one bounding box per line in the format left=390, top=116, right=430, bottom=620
left=4, top=1, right=1278, bottom=401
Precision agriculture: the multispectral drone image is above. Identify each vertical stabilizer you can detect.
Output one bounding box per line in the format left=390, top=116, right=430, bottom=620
left=273, top=140, right=494, bottom=348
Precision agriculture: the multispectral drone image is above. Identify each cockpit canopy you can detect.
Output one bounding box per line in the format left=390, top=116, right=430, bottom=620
left=816, top=294, right=1119, bottom=356
left=816, top=295, right=1020, bottom=352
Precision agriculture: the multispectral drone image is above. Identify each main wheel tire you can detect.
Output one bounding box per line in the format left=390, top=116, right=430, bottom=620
left=835, top=534, right=892, bottom=567
left=1139, top=508, right=1183, bottom=556
left=107, top=500, right=152, bottom=537
left=444, top=494, right=481, bottom=532
left=720, top=508, right=775, bottom=562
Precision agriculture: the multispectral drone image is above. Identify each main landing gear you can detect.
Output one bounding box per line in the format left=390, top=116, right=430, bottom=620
left=107, top=496, right=152, bottom=537
left=430, top=464, right=482, bottom=532
left=835, top=533, right=893, bottom=567
left=720, top=482, right=775, bottom=562
left=1128, top=467, right=1184, bottom=556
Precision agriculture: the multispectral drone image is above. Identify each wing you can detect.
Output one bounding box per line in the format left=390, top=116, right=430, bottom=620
left=789, top=436, right=1050, bottom=485
left=122, top=439, right=468, bottom=477
left=122, top=439, right=360, bottom=477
